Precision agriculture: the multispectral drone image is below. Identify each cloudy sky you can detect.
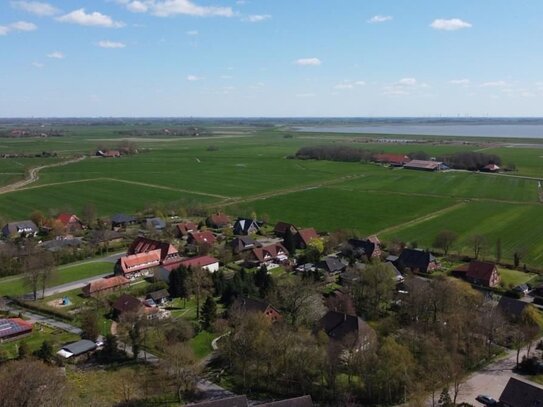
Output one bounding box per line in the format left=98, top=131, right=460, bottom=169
left=1, top=0, right=543, bottom=117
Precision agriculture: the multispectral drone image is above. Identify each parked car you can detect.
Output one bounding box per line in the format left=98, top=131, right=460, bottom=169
left=476, top=395, right=497, bottom=406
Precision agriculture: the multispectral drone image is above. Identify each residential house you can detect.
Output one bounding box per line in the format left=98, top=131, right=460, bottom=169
left=318, top=311, right=376, bottom=352
left=498, top=296, right=529, bottom=321
left=404, top=160, right=447, bottom=172
left=245, top=243, right=289, bottom=267
left=1, top=220, right=38, bottom=238
left=237, top=297, right=282, bottom=322
left=128, top=237, right=181, bottom=264
left=82, top=275, right=130, bottom=297
left=55, top=213, right=84, bottom=233
left=397, top=249, right=439, bottom=273
left=499, top=377, right=543, bottom=407
left=111, top=294, right=161, bottom=320
left=453, top=261, right=501, bottom=288
left=178, top=255, right=220, bottom=273
left=187, top=231, right=217, bottom=247
left=176, top=222, right=198, bottom=238
left=231, top=236, right=262, bottom=254
left=116, top=251, right=162, bottom=279
left=145, top=217, right=166, bottom=231
left=0, top=318, right=33, bottom=342
left=233, top=218, right=262, bottom=236
left=347, top=236, right=382, bottom=260
left=373, top=153, right=410, bottom=166
left=146, top=289, right=170, bottom=306
left=317, top=256, right=347, bottom=274
left=273, top=221, right=298, bottom=238
left=296, top=228, right=319, bottom=249
left=111, top=213, right=137, bottom=230
left=482, top=163, right=500, bottom=172
left=57, top=339, right=97, bottom=360
left=206, top=212, right=231, bottom=229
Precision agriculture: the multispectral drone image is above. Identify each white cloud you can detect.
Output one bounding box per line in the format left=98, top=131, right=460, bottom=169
left=186, top=75, right=201, bottom=81
left=121, top=1, right=234, bottom=17
left=32, top=61, right=44, bottom=68
left=383, top=77, right=428, bottom=96
left=126, top=1, right=148, bottom=13
left=57, top=9, right=125, bottom=28
left=10, top=21, right=37, bottom=31
left=245, top=14, right=271, bottom=23
left=0, top=26, right=8, bottom=36
left=430, top=18, right=472, bottom=31
left=450, top=79, right=470, bottom=85
left=98, top=40, right=126, bottom=48
left=295, top=57, right=321, bottom=66
left=481, top=80, right=508, bottom=88
left=368, top=15, right=393, bottom=24
left=47, top=51, right=64, bottom=59
left=186, top=30, right=198, bottom=36
left=11, top=1, right=59, bottom=16
left=334, top=80, right=365, bottom=90
left=397, top=78, right=417, bottom=86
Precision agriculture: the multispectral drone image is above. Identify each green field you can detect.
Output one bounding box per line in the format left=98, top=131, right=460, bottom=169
left=0, top=261, right=113, bottom=296
left=1, top=125, right=543, bottom=268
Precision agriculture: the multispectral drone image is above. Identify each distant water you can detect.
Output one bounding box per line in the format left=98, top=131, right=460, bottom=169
left=295, top=124, right=543, bottom=139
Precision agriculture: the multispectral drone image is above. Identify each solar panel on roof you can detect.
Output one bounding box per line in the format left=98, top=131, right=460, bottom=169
left=0, top=319, right=32, bottom=339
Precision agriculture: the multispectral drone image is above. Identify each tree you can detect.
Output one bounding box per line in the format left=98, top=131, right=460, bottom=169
left=513, top=247, right=527, bottom=268
left=0, top=359, right=67, bottom=407
left=433, top=230, right=458, bottom=256
left=23, top=243, right=56, bottom=300
left=283, top=227, right=297, bottom=254
left=128, top=320, right=143, bottom=360
left=81, top=202, right=97, bottom=228
left=352, top=263, right=396, bottom=320
left=438, top=388, right=454, bottom=407
left=30, top=210, right=46, bottom=228
left=160, top=343, right=200, bottom=403
left=35, top=340, right=54, bottom=364
left=201, top=296, right=217, bottom=330
left=254, top=265, right=273, bottom=297
left=168, top=266, right=189, bottom=302
left=470, top=235, right=487, bottom=259
left=80, top=309, right=100, bottom=341
left=17, top=342, right=30, bottom=359
left=188, top=267, right=213, bottom=322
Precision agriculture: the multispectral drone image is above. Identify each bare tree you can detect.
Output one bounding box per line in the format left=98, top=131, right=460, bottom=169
left=470, top=235, right=487, bottom=259
left=433, top=230, right=458, bottom=256
left=188, top=267, right=213, bottom=321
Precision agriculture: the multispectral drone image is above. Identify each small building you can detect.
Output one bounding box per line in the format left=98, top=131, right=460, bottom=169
left=0, top=318, right=33, bottom=342
left=82, top=275, right=130, bottom=297
left=111, top=213, right=137, bottom=230
left=404, top=160, right=447, bottom=172
left=295, top=228, right=319, bottom=249
left=112, top=294, right=145, bottom=319
left=115, top=251, right=161, bottom=279
left=499, top=377, right=543, bottom=407
left=56, top=213, right=84, bottom=233
left=397, top=249, right=438, bottom=273
left=373, top=153, right=410, bottom=166
left=57, top=339, right=97, bottom=359
left=317, top=256, right=347, bottom=275
left=456, top=261, right=501, bottom=287
left=498, top=296, right=529, bottom=321
left=273, top=221, right=298, bottom=238
left=482, top=163, right=500, bottom=172
left=145, top=217, right=166, bottom=231
left=176, top=222, right=198, bottom=238
left=347, top=236, right=382, bottom=259
left=187, top=231, right=217, bottom=247
left=237, top=297, right=282, bottom=322
left=178, top=255, right=220, bottom=273
left=233, top=218, right=262, bottom=236
left=206, top=212, right=231, bottom=229
left=1, top=220, right=38, bottom=238
left=318, top=311, right=376, bottom=352
left=231, top=236, right=262, bottom=254
left=147, top=289, right=170, bottom=305
left=245, top=243, right=289, bottom=267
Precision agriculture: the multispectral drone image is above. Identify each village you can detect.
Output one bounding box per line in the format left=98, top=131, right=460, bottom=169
left=1, top=205, right=543, bottom=407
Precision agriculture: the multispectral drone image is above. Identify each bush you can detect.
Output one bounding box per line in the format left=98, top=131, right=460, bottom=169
left=164, top=319, right=195, bottom=344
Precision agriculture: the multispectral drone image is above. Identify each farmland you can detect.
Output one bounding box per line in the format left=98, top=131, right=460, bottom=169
left=0, top=124, right=543, bottom=268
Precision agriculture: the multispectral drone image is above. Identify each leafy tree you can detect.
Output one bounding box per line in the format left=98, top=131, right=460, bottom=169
left=17, top=342, right=30, bottom=359
left=352, top=263, right=396, bottom=320
left=201, top=296, right=218, bottom=330
left=168, top=266, right=189, bottom=302
left=80, top=309, right=100, bottom=341
left=433, top=230, right=458, bottom=256
left=34, top=340, right=54, bottom=364
left=254, top=265, right=273, bottom=297
left=283, top=227, right=297, bottom=254
left=438, top=388, right=454, bottom=407
left=188, top=267, right=214, bottom=321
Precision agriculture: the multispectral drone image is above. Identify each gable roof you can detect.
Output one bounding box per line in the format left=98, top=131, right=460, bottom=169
left=238, top=297, right=277, bottom=314
left=119, top=251, right=161, bottom=274
left=0, top=318, right=33, bottom=340
left=177, top=222, right=198, bottom=235
left=60, top=339, right=97, bottom=357
left=398, top=249, right=435, bottom=270
left=250, top=243, right=289, bottom=263
left=260, top=396, right=314, bottom=407
left=128, top=237, right=180, bottom=263
left=148, top=289, right=169, bottom=301
left=373, top=153, right=410, bottom=165
left=297, top=228, right=319, bottom=246
left=112, top=294, right=144, bottom=314
left=2, top=220, right=38, bottom=236
left=499, top=377, right=543, bottom=407
left=273, top=221, right=298, bottom=235
left=83, top=275, right=130, bottom=295
left=207, top=212, right=231, bottom=227
left=189, top=230, right=217, bottom=246
left=233, top=218, right=261, bottom=235
left=111, top=213, right=136, bottom=224
left=319, top=311, right=372, bottom=344
left=404, top=160, right=443, bottom=170
left=318, top=256, right=346, bottom=273
left=179, top=255, right=219, bottom=269
left=56, top=213, right=81, bottom=225
left=465, top=261, right=497, bottom=282
left=348, top=238, right=376, bottom=257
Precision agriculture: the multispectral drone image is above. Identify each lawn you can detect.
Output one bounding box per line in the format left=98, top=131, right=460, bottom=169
left=189, top=330, right=218, bottom=359
left=498, top=268, right=537, bottom=289
left=0, top=323, right=79, bottom=360
left=0, top=261, right=113, bottom=297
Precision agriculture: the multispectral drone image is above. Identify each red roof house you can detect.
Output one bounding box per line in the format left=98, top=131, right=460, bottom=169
left=176, top=222, right=198, bottom=237
left=454, top=261, right=501, bottom=288
left=128, top=237, right=181, bottom=264
left=188, top=231, right=216, bottom=247
left=0, top=318, right=33, bottom=341
left=179, top=255, right=220, bottom=273
left=56, top=213, right=84, bottom=232
left=206, top=212, right=231, bottom=229
left=247, top=243, right=289, bottom=266
left=296, top=228, right=319, bottom=249
left=373, top=153, right=410, bottom=166
left=82, top=275, right=130, bottom=297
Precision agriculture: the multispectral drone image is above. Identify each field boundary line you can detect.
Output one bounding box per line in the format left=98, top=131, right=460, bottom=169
left=373, top=201, right=467, bottom=236
left=0, top=155, right=86, bottom=195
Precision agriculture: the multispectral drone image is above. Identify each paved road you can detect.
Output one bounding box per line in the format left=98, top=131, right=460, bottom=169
left=3, top=303, right=83, bottom=335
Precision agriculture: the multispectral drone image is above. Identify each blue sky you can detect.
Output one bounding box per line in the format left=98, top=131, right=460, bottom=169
left=1, top=0, right=543, bottom=117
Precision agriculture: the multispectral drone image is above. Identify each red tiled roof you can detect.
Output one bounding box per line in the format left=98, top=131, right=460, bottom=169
left=180, top=255, right=219, bottom=269
left=297, top=228, right=319, bottom=246
left=120, top=251, right=161, bottom=274
left=208, top=213, right=231, bottom=227
left=84, top=275, right=130, bottom=295
left=128, top=237, right=179, bottom=262
left=374, top=153, right=410, bottom=164
left=251, top=243, right=289, bottom=263
left=56, top=213, right=80, bottom=225
left=466, top=261, right=497, bottom=282
left=177, top=222, right=197, bottom=235
left=189, top=231, right=216, bottom=246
